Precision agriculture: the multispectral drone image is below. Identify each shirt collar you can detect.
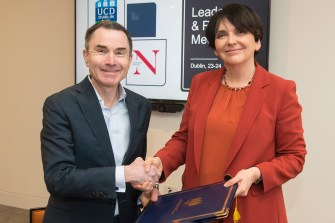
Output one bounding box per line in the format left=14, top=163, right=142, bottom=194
left=88, top=75, right=127, bottom=109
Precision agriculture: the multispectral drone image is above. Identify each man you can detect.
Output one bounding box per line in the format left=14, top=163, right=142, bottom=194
left=41, top=21, right=157, bottom=223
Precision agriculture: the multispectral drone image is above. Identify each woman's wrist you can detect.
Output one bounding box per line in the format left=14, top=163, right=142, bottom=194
left=252, top=166, right=262, bottom=185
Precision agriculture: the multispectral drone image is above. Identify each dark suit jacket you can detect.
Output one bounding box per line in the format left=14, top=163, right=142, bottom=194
left=41, top=77, right=151, bottom=223
left=156, top=64, right=306, bottom=223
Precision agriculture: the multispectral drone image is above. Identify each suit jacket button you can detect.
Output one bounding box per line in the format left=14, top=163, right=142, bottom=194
left=101, top=192, right=107, bottom=198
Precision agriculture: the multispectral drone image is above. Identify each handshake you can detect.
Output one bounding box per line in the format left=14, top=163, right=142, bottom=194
left=125, top=157, right=163, bottom=206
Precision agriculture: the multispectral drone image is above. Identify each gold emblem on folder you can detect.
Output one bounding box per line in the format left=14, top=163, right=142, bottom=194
left=183, top=197, right=202, bottom=207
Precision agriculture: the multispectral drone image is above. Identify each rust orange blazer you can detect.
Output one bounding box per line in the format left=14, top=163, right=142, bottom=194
left=155, top=64, right=306, bottom=223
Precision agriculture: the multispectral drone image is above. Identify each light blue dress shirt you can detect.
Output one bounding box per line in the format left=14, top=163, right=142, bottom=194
left=89, top=77, right=130, bottom=216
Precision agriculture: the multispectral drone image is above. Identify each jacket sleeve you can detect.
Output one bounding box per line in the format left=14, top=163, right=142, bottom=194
left=256, top=80, right=307, bottom=193
left=41, top=94, right=118, bottom=200
left=155, top=75, right=200, bottom=181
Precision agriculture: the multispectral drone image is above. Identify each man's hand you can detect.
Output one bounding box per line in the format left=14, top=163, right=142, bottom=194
left=125, top=157, right=156, bottom=185
left=127, top=157, right=162, bottom=192
left=134, top=156, right=163, bottom=191
left=144, top=157, right=163, bottom=202
left=132, top=156, right=163, bottom=201
left=131, top=164, right=161, bottom=192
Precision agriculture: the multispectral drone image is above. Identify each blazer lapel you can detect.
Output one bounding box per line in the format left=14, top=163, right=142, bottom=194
left=75, top=77, right=116, bottom=165
left=123, top=92, right=139, bottom=164
left=224, top=66, right=270, bottom=169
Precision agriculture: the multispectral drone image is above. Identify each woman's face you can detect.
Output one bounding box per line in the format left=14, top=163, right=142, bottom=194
left=213, top=18, right=261, bottom=67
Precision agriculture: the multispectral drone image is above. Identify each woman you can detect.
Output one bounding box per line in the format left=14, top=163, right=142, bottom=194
left=144, top=4, right=306, bottom=223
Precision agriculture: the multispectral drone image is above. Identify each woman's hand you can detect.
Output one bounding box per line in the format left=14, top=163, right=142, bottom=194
left=224, top=167, right=262, bottom=197
left=139, top=184, right=160, bottom=208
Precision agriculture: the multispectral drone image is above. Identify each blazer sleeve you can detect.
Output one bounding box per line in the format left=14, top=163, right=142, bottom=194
left=155, top=77, right=199, bottom=180
left=256, top=80, right=307, bottom=192
left=41, top=94, right=118, bottom=200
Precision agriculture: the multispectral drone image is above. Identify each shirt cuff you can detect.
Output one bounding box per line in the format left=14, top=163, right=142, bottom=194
left=115, top=166, right=126, bottom=192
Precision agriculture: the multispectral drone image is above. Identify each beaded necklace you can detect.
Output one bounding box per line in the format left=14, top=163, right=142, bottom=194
left=222, top=67, right=255, bottom=91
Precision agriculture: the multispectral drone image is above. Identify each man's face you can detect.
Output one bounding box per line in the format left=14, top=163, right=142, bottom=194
left=83, top=27, right=132, bottom=90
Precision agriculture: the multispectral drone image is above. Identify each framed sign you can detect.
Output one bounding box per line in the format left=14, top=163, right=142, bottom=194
left=76, top=0, right=270, bottom=101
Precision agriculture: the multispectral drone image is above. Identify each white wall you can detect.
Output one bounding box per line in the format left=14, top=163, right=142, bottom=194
left=268, top=0, right=335, bottom=222
left=1, top=0, right=334, bottom=222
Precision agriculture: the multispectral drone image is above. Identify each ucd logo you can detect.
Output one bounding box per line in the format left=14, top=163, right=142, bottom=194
left=95, top=0, right=117, bottom=23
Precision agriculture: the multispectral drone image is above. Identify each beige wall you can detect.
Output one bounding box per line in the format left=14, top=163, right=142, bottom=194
left=1, top=0, right=334, bottom=222
left=0, top=0, right=75, bottom=208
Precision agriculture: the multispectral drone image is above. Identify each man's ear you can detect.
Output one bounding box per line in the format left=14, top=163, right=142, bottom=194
left=83, top=49, right=89, bottom=67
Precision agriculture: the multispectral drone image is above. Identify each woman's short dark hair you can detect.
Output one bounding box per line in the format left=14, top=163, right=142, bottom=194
left=205, top=4, right=263, bottom=50
left=84, top=20, right=133, bottom=54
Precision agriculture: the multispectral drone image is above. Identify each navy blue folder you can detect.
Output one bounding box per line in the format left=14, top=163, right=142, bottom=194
left=136, top=181, right=237, bottom=223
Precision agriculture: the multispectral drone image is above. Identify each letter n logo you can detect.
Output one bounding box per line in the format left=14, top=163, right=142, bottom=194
left=133, top=50, right=159, bottom=75
left=127, top=39, right=167, bottom=86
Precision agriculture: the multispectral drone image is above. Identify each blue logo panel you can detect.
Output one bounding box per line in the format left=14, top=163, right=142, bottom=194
left=95, top=0, right=117, bottom=22
left=127, top=3, right=156, bottom=37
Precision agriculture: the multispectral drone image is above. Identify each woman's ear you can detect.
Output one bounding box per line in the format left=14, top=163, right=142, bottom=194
left=256, top=39, right=261, bottom=51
